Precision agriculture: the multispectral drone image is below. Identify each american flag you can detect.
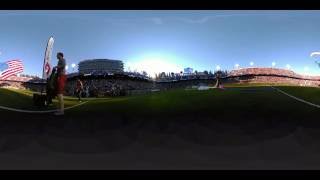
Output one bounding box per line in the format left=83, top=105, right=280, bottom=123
left=0, top=60, right=24, bottom=80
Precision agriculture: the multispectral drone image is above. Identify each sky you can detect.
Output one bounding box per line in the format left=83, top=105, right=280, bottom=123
left=1, top=10, right=320, bottom=77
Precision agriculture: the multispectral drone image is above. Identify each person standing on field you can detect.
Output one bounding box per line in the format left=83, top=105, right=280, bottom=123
left=76, top=78, right=83, bottom=102
left=54, top=52, right=67, bottom=115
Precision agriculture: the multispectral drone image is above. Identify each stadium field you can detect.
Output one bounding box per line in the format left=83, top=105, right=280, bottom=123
left=1, top=85, right=318, bottom=118
left=1, top=86, right=320, bottom=169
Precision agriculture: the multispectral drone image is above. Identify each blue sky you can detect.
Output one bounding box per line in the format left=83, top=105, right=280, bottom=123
left=1, top=10, right=320, bottom=77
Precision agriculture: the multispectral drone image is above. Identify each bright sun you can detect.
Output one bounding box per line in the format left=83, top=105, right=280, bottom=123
left=126, top=54, right=183, bottom=78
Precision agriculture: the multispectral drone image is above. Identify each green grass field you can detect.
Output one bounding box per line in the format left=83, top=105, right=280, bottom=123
left=1, top=84, right=320, bottom=149
left=1, top=85, right=320, bottom=122
left=2, top=85, right=320, bottom=169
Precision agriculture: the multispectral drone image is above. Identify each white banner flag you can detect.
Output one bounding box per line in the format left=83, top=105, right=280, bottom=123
left=42, top=36, right=54, bottom=79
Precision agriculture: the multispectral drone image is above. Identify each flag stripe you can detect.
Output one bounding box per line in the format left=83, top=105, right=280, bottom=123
left=0, top=60, right=24, bottom=80
left=2, top=68, right=24, bottom=76
left=8, top=65, right=23, bottom=69
left=2, top=66, right=24, bottom=74
left=2, top=73, right=23, bottom=80
left=1, top=69, right=24, bottom=79
left=8, top=65, right=23, bottom=68
left=8, top=63, right=23, bottom=67
left=3, top=64, right=23, bottom=70
left=8, top=60, right=22, bottom=63
left=8, top=63, right=22, bottom=66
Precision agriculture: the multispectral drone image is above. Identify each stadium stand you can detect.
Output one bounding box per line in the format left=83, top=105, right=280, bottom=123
left=1, top=67, right=320, bottom=96
left=228, top=68, right=320, bottom=87
left=65, top=73, right=154, bottom=97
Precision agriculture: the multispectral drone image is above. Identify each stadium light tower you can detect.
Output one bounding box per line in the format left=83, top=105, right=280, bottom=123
left=311, top=51, right=320, bottom=58
left=71, top=63, right=76, bottom=72
left=234, top=63, right=240, bottom=69
left=250, top=61, right=254, bottom=66
left=216, top=65, right=221, bottom=71
left=272, top=62, right=276, bottom=67
left=311, top=51, right=320, bottom=68
left=286, top=64, right=291, bottom=70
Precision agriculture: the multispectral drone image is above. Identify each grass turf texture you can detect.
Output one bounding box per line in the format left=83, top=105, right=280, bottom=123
left=1, top=86, right=319, bottom=117
left=0, top=88, right=79, bottom=111
left=1, top=85, right=319, bottom=128
left=277, top=86, right=320, bottom=105
left=1, top=85, right=320, bottom=155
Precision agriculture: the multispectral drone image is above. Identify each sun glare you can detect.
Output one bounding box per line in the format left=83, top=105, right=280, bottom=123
left=126, top=54, right=183, bottom=78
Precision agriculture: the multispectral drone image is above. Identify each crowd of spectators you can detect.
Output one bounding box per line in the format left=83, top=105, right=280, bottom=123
left=65, top=73, right=154, bottom=97
left=229, top=67, right=320, bottom=80
left=240, top=76, right=320, bottom=87
left=1, top=75, right=34, bottom=82
left=0, top=81, right=25, bottom=89
left=155, top=70, right=229, bottom=82
left=2, top=68, right=320, bottom=94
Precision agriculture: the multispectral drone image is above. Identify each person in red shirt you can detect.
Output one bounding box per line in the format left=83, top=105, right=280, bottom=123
left=54, top=52, right=67, bottom=115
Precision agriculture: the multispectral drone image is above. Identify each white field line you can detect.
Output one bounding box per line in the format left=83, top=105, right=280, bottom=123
left=0, top=88, right=125, bottom=113
left=271, top=86, right=320, bottom=109
left=0, top=101, right=88, bottom=114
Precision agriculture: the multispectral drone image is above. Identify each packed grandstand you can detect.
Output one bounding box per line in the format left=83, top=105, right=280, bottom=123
left=1, top=67, right=320, bottom=97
